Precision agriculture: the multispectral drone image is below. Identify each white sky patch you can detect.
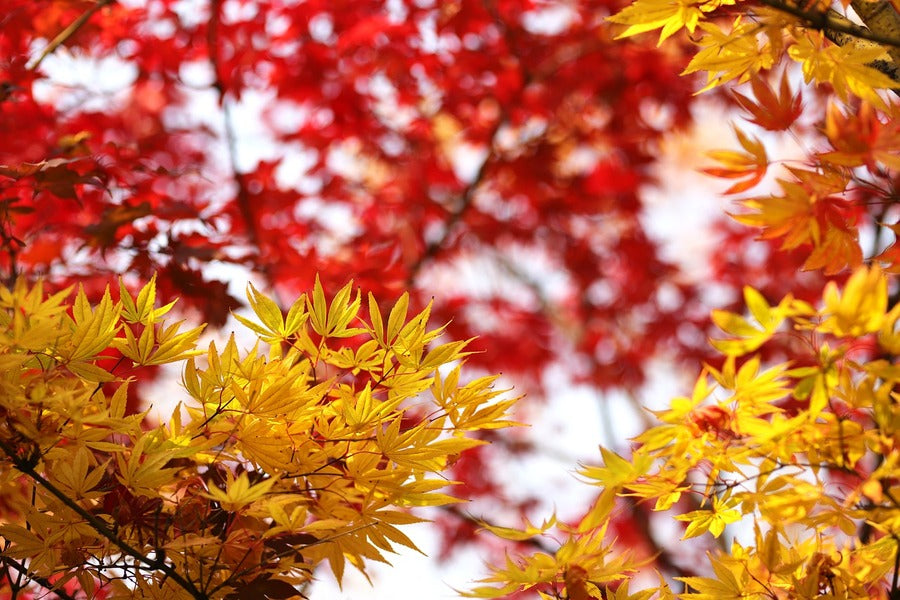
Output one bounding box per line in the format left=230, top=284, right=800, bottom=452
left=293, top=197, right=362, bottom=250
left=522, top=2, right=579, bottom=35
left=33, top=51, right=137, bottom=111
left=275, top=143, right=320, bottom=191
left=309, top=13, right=335, bottom=43
left=224, top=90, right=283, bottom=171
left=448, top=143, right=489, bottom=183
left=169, top=0, right=209, bottom=29
left=640, top=101, right=733, bottom=282
left=369, top=73, right=418, bottom=130
left=310, top=522, right=488, bottom=600
left=179, top=60, right=217, bottom=88
left=415, top=246, right=571, bottom=315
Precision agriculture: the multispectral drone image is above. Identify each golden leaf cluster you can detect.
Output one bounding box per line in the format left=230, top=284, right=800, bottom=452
left=467, top=265, right=900, bottom=599
left=610, top=0, right=900, bottom=278
left=608, top=0, right=896, bottom=103
left=0, top=276, right=518, bottom=599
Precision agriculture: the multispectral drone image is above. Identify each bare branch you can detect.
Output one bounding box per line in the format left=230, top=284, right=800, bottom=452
left=405, top=134, right=499, bottom=285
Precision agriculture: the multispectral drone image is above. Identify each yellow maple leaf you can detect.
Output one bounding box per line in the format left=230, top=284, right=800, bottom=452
left=819, top=264, right=888, bottom=337
left=201, top=471, right=277, bottom=512
left=63, top=285, right=121, bottom=362
left=675, top=554, right=746, bottom=599
left=306, top=276, right=365, bottom=339
left=119, top=274, right=176, bottom=325
left=878, top=304, right=900, bottom=353
left=683, top=19, right=776, bottom=93
left=710, top=286, right=790, bottom=356
left=607, top=0, right=713, bottom=44
left=675, top=496, right=742, bottom=539
left=788, top=32, right=897, bottom=107
left=477, top=515, right=557, bottom=541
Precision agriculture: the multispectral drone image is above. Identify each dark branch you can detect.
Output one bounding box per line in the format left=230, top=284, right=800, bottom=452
left=0, top=439, right=207, bottom=599
left=405, top=138, right=498, bottom=285
left=0, top=555, right=75, bottom=600
left=0, top=555, right=79, bottom=600
left=757, top=0, right=900, bottom=51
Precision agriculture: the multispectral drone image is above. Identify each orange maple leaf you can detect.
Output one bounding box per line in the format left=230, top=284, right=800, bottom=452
left=803, top=223, right=862, bottom=275
left=874, top=223, right=900, bottom=273
left=703, top=127, right=769, bottom=194
left=732, top=72, right=802, bottom=132
left=820, top=102, right=900, bottom=171
left=731, top=168, right=862, bottom=274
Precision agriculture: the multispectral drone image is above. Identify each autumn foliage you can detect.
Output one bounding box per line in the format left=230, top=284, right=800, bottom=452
left=0, top=275, right=516, bottom=598
left=3, top=0, right=900, bottom=598
left=462, top=0, right=900, bottom=597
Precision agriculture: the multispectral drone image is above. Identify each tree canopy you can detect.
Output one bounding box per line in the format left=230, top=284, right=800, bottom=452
left=2, top=0, right=900, bottom=598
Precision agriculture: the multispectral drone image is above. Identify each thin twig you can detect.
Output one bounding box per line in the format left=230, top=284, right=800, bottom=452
left=439, top=504, right=557, bottom=555
left=405, top=131, right=501, bottom=285
left=29, top=0, right=115, bottom=70
left=405, top=1, right=521, bottom=286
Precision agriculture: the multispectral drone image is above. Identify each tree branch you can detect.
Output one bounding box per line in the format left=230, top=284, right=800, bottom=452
left=0, top=439, right=207, bottom=599
left=405, top=136, right=499, bottom=285
left=850, top=0, right=900, bottom=68
left=0, top=555, right=78, bottom=600
left=206, top=0, right=282, bottom=307
left=756, top=0, right=900, bottom=86
left=405, top=1, right=523, bottom=286
left=757, top=0, right=900, bottom=49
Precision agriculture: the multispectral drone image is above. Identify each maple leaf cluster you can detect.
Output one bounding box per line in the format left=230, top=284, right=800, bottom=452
left=468, top=268, right=900, bottom=599
left=4, top=0, right=900, bottom=598
left=461, top=0, right=900, bottom=597
left=0, top=0, right=715, bottom=386
left=0, top=0, right=742, bottom=569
